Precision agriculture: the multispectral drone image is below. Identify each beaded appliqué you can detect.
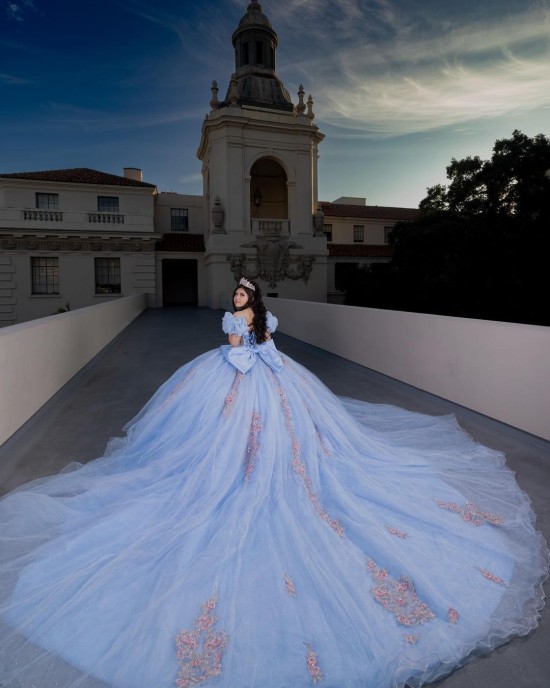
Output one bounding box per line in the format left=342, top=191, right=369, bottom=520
left=273, top=373, right=344, bottom=537
left=478, top=568, right=508, bottom=586
left=448, top=607, right=460, bottom=624
left=223, top=371, right=244, bottom=416
left=175, top=595, right=229, bottom=688
left=385, top=525, right=409, bottom=539
left=284, top=573, right=297, bottom=597
left=304, top=643, right=323, bottom=683
left=244, top=412, right=262, bottom=483
left=159, top=369, right=195, bottom=411
left=434, top=499, right=503, bottom=526
left=404, top=634, right=419, bottom=644
left=367, top=559, right=436, bottom=626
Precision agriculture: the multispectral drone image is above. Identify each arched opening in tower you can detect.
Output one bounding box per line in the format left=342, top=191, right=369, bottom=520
left=250, top=158, right=288, bottom=220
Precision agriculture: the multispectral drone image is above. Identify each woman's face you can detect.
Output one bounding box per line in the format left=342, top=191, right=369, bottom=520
left=233, top=288, right=249, bottom=309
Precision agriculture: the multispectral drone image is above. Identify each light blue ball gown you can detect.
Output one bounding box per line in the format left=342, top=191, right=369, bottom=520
left=0, top=311, right=547, bottom=688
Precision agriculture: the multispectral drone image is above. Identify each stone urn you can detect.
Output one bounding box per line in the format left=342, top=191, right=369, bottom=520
left=211, top=196, right=225, bottom=233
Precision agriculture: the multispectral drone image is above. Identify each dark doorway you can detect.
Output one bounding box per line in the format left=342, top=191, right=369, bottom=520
left=162, top=259, right=198, bottom=306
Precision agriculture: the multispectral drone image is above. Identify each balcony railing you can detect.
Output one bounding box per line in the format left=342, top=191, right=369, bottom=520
left=250, top=219, right=290, bottom=235
left=89, top=213, right=125, bottom=224
left=23, top=210, right=63, bottom=222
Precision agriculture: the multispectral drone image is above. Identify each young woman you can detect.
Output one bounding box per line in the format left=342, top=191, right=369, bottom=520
left=0, top=278, right=547, bottom=688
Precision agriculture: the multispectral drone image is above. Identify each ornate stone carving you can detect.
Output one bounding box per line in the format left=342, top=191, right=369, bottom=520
left=1, top=239, right=17, bottom=250
left=24, top=240, right=38, bottom=250
left=227, top=223, right=315, bottom=288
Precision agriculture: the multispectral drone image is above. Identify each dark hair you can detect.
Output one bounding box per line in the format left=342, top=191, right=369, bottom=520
left=232, top=280, right=268, bottom=344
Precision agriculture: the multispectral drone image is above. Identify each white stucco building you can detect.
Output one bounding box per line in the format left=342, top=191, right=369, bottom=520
left=0, top=1, right=419, bottom=326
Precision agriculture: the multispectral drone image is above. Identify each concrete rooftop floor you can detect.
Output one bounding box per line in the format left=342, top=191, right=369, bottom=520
left=0, top=307, right=548, bottom=688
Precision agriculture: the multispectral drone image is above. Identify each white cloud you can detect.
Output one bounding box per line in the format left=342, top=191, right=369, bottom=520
left=0, top=72, right=31, bottom=84
left=178, top=173, right=202, bottom=185
left=6, top=0, right=37, bottom=22
left=274, top=4, right=550, bottom=137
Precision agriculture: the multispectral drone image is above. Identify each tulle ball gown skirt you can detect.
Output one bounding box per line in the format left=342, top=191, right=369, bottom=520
left=0, top=346, right=548, bottom=688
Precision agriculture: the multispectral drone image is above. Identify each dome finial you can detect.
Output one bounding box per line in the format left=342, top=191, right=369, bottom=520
left=297, top=85, right=306, bottom=115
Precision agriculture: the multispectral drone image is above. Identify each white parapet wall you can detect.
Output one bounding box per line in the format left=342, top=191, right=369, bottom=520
left=266, top=298, right=550, bottom=442
left=0, top=294, right=147, bottom=446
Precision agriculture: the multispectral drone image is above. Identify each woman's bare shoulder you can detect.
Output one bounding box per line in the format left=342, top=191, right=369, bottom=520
left=234, top=307, right=254, bottom=326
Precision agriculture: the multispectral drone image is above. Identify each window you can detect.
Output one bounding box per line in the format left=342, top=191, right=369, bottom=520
left=97, top=196, right=119, bottom=213
left=353, top=225, right=364, bottom=243
left=384, top=226, right=393, bottom=244
left=335, top=262, right=359, bottom=292
left=95, top=257, right=121, bottom=294
left=256, top=41, right=263, bottom=64
left=36, top=193, right=59, bottom=210
left=242, top=42, right=249, bottom=65
left=324, top=224, right=333, bottom=242
left=31, top=257, right=59, bottom=294
left=171, top=208, right=189, bottom=232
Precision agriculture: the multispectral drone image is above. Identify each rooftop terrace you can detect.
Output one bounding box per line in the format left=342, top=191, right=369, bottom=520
left=0, top=307, right=548, bottom=687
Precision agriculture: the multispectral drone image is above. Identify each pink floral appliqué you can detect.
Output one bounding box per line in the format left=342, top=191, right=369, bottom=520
left=434, top=499, right=503, bottom=526
left=284, top=573, right=297, bottom=597
left=243, top=412, right=262, bottom=483
left=404, top=634, right=419, bottom=644
left=448, top=607, right=460, bottom=624
left=159, top=369, right=195, bottom=411
left=223, top=371, right=244, bottom=416
left=175, top=595, right=229, bottom=688
left=304, top=642, right=323, bottom=683
left=478, top=568, right=508, bottom=586
left=385, top=525, right=409, bottom=539
left=273, top=374, right=344, bottom=537
left=367, top=559, right=436, bottom=626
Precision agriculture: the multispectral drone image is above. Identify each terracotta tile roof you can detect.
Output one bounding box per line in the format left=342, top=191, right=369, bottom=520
left=328, top=244, right=393, bottom=258
left=321, top=201, right=419, bottom=221
left=0, top=168, right=156, bottom=188
left=156, top=233, right=206, bottom=252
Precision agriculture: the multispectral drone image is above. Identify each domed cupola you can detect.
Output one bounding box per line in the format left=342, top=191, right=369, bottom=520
left=221, top=1, right=294, bottom=112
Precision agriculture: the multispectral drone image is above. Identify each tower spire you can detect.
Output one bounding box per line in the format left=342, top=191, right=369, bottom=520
left=219, top=0, right=294, bottom=111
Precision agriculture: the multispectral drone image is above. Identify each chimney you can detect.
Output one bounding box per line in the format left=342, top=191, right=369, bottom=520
left=123, top=167, right=143, bottom=182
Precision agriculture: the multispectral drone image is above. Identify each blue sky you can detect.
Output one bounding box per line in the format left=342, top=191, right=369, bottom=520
left=1, top=0, right=549, bottom=208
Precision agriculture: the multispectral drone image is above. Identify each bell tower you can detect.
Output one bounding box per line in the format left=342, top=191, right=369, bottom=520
left=197, top=1, right=327, bottom=306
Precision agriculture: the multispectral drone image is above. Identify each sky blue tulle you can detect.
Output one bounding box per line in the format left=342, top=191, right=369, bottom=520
left=0, top=311, right=547, bottom=688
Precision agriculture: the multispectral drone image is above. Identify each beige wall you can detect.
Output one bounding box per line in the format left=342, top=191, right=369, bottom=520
left=323, top=217, right=392, bottom=244
left=0, top=179, right=155, bottom=234
left=266, top=298, right=550, bottom=441
left=154, top=192, right=205, bottom=234
left=5, top=253, right=155, bottom=324
left=0, top=294, right=147, bottom=446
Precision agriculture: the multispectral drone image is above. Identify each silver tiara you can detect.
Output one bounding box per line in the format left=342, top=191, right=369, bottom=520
left=239, top=277, right=256, bottom=291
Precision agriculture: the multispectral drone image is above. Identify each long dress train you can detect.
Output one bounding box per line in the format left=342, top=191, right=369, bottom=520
left=0, top=312, right=547, bottom=688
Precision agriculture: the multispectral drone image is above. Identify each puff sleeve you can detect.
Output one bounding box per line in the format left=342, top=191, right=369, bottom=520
left=222, top=312, right=249, bottom=337
left=266, top=312, right=278, bottom=334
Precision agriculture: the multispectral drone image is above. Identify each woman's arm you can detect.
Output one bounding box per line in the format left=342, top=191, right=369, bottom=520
left=228, top=333, right=242, bottom=347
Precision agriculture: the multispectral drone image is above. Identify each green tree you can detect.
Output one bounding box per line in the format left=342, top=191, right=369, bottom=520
left=421, top=129, right=550, bottom=220
left=348, top=130, right=550, bottom=325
